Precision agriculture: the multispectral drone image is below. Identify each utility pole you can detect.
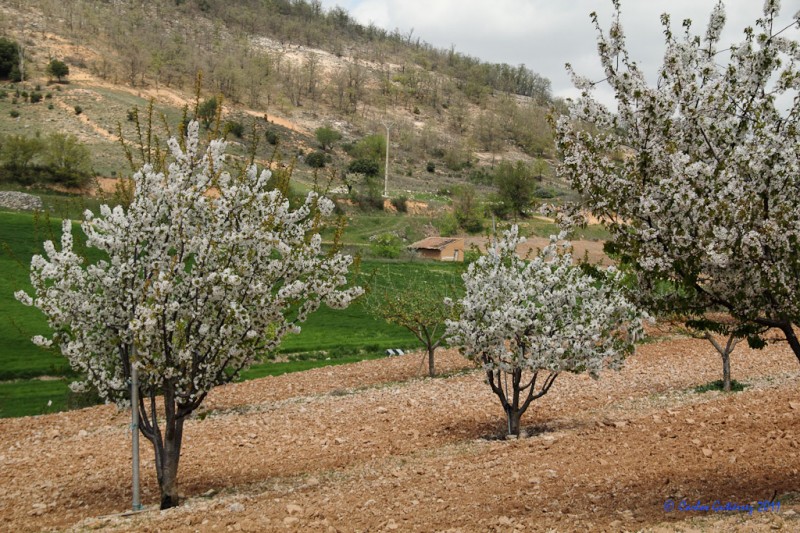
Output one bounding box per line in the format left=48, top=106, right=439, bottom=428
left=131, top=344, right=142, bottom=511
left=381, top=121, right=393, bottom=197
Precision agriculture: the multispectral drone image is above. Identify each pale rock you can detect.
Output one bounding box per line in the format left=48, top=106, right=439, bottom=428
left=229, top=502, right=245, bottom=513
left=286, top=503, right=303, bottom=515
left=283, top=516, right=299, bottom=526
left=702, top=448, right=713, bottom=458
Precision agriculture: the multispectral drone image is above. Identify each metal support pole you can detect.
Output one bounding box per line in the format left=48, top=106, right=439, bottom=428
left=382, top=122, right=392, bottom=198
left=131, top=345, right=142, bottom=511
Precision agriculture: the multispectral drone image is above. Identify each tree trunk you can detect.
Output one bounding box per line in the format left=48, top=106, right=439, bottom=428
left=780, top=323, right=800, bottom=365
left=156, top=417, right=183, bottom=509
left=722, top=351, right=731, bottom=392
left=506, top=408, right=522, bottom=437
left=140, top=387, right=186, bottom=510
left=427, top=346, right=435, bottom=378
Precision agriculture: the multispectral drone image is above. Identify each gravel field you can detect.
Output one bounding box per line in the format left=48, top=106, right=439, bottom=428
left=2, top=334, right=800, bottom=532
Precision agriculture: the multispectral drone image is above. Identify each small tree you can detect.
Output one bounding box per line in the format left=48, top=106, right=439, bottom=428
left=46, top=59, right=69, bottom=82
left=446, top=226, right=644, bottom=436
left=196, top=96, right=218, bottom=129
left=555, top=1, right=800, bottom=363
left=493, top=161, right=535, bottom=221
left=315, top=125, right=341, bottom=151
left=0, top=38, right=20, bottom=81
left=16, top=122, right=362, bottom=508
left=367, top=274, right=460, bottom=377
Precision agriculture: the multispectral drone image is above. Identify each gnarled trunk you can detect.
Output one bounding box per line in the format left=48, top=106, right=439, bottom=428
left=485, top=365, right=558, bottom=437
left=427, top=346, right=435, bottom=378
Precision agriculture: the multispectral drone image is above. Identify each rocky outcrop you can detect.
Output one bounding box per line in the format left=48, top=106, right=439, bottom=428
left=0, top=191, right=43, bottom=211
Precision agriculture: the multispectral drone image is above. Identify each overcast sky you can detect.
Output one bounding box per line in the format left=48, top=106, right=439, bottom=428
left=318, top=0, right=800, bottom=107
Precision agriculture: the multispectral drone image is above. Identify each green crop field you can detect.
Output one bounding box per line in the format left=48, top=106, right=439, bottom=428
left=0, top=207, right=466, bottom=418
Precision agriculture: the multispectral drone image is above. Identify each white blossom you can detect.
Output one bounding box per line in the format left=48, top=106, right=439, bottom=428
left=17, top=121, right=363, bottom=406
left=555, top=2, right=800, bottom=359
left=446, top=226, right=644, bottom=435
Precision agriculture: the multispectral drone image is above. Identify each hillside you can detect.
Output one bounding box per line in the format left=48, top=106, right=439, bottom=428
left=0, top=0, right=565, bottom=199
left=2, top=339, right=800, bottom=531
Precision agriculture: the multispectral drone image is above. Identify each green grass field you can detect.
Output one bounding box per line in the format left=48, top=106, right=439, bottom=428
left=0, top=207, right=466, bottom=417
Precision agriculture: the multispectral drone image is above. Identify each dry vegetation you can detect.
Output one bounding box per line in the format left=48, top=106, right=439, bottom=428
left=2, top=333, right=800, bottom=532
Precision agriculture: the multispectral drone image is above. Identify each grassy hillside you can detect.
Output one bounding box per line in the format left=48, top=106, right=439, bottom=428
left=0, top=0, right=570, bottom=200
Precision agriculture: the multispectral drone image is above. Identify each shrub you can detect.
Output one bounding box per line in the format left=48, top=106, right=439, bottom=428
left=265, top=129, right=279, bottom=145
left=315, top=125, right=342, bottom=150
left=29, top=92, right=42, bottom=104
left=347, top=158, right=380, bottom=177
left=9, top=110, right=19, bottom=118
left=305, top=151, right=327, bottom=168
left=46, top=59, right=70, bottom=82
left=74, top=105, right=83, bottom=115
left=426, top=161, right=435, bottom=173
left=391, top=195, right=408, bottom=213
left=370, top=232, right=403, bottom=258
left=225, top=120, right=245, bottom=139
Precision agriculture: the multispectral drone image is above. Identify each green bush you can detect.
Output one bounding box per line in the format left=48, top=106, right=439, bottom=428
left=9, top=110, right=19, bottom=118
left=74, top=105, right=83, bottom=115
left=197, top=96, right=218, bottom=128
left=315, top=125, right=342, bottom=150
left=347, top=158, right=380, bottom=177
left=46, top=59, right=70, bottom=82
left=305, top=151, right=327, bottom=168
left=370, top=232, right=403, bottom=258
left=426, top=161, right=436, bottom=173
left=265, top=129, right=279, bottom=145
left=225, top=120, right=245, bottom=138
left=29, top=92, right=42, bottom=104
left=0, top=38, right=20, bottom=81
left=435, top=212, right=460, bottom=237
left=391, top=196, right=408, bottom=213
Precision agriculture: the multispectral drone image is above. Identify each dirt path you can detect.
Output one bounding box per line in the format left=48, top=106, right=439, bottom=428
left=2, top=337, right=800, bottom=532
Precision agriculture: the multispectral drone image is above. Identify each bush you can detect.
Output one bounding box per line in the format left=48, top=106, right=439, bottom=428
left=9, top=110, right=19, bottom=118
left=0, top=38, right=20, bottom=81
left=315, top=125, right=341, bottom=150
left=74, top=105, right=83, bottom=115
left=29, top=92, right=42, bottom=104
left=435, top=212, right=460, bottom=237
left=347, top=158, right=380, bottom=177
left=468, top=168, right=493, bottom=186
left=197, top=96, right=218, bottom=129
left=305, top=151, right=327, bottom=168
left=426, top=161, right=435, bottom=173
left=265, top=129, right=279, bottom=145
left=370, top=232, right=403, bottom=258
left=46, top=59, right=70, bottom=82
left=225, top=120, right=245, bottom=139
left=126, top=109, right=136, bottom=122
left=391, top=196, right=408, bottom=213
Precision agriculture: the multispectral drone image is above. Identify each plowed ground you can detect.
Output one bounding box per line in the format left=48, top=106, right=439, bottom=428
left=2, top=335, right=800, bottom=532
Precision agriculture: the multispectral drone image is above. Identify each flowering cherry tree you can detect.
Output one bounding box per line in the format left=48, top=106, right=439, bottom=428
left=16, top=122, right=362, bottom=508
left=446, top=227, right=644, bottom=436
left=555, top=1, right=800, bottom=361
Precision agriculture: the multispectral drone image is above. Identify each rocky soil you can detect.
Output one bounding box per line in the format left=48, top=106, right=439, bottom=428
left=2, top=335, right=800, bottom=532
left=0, top=191, right=43, bottom=212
